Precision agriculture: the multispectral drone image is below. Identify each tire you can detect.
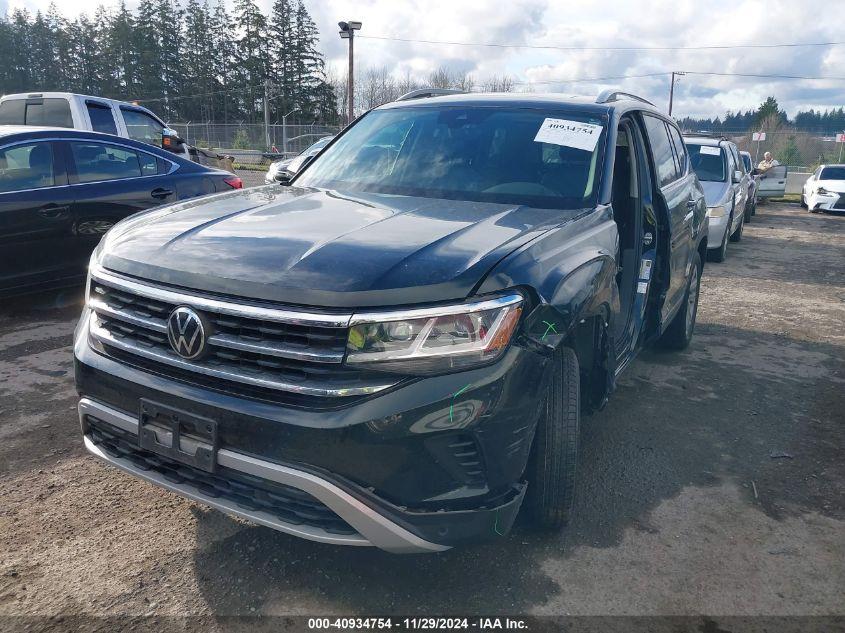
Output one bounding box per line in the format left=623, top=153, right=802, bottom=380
left=751, top=197, right=756, bottom=216
left=659, top=252, right=702, bottom=350
left=744, top=199, right=752, bottom=223
left=729, top=211, right=744, bottom=242
left=800, top=193, right=807, bottom=209
left=525, top=346, right=580, bottom=529
left=708, top=214, right=730, bottom=262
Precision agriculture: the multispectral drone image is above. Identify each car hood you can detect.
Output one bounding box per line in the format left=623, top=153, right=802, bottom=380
left=100, top=186, right=578, bottom=308
left=700, top=180, right=732, bottom=207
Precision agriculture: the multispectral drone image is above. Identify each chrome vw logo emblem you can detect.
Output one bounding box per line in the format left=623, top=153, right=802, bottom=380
left=167, top=306, right=207, bottom=359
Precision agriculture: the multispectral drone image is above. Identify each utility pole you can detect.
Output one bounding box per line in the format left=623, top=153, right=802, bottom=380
left=338, top=21, right=362, bottom=125
left=668, top=71, right=684, bottom=117
left=264, top=79, right=272, bottom=151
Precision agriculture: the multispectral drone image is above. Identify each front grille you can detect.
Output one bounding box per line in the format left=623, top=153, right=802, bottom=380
left=87, top=267, right=397, bottom=401
left=87, top=417, right=357, bottom=535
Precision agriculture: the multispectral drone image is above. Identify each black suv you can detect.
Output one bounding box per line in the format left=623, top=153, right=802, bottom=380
left=74, top=91, right=707, bottom=552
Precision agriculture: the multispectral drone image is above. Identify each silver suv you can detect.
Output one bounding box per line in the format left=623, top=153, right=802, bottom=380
left=684, top=136, right=750, bottom=262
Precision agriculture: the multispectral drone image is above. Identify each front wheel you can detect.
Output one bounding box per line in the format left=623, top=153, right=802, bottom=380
left=659, top=252, right=702, bottom=350
left=525, top=346, right=580, bottom=529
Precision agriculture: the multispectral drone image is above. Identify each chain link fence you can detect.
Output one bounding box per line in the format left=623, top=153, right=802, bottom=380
left=690, top=130, right=845, bottom=172
left=167, top=123, right=343, bottom=167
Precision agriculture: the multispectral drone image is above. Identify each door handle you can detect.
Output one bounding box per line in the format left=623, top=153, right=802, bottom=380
left=151, top=187, right=175, bottom=200
left=37, top=204, right=70, bottom=219
left=686, top=199, right=698, bottom=209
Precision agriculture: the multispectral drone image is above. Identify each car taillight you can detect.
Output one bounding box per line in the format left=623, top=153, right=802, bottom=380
left=223, top=176, right=243, bottom=189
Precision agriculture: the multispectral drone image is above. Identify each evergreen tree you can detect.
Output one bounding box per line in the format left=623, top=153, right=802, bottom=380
left=232, top=0, right=269, bottom=123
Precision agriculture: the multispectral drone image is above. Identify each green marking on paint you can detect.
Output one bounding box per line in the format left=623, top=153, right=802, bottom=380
left=449, top=383, right=472, bottom=423
left=453, top=383, right=472, bottom=398
left=541, top=320, right=558, bottom=340
left=493, top=509, right=505, bottom=536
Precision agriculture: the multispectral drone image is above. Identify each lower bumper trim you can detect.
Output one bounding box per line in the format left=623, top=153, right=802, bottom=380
left=78, top=397, right=449, bottom=554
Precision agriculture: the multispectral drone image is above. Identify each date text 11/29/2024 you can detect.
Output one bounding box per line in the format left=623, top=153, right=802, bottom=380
left=307, top=618, right=528, bottom=630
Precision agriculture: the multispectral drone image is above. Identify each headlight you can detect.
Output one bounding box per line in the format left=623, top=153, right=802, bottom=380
left=346, top=294, right=523, bottom=374
left=816, top=187, right=830, bottom=195
left=707, top=205, right=727, bottom=218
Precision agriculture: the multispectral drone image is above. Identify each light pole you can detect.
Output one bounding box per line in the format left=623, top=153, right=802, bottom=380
left=668, top=71, right=684, bottom=117
left=281, top=108, right=295, bottom=155
left=338, top=20, right=362, bottom=125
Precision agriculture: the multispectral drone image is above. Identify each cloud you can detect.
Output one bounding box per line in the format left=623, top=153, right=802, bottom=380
left=5, top=0, right=844, bottom=118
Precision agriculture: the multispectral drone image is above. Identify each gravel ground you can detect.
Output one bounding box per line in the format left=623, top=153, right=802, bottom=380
left=0, top=203, right=842, bottom=627
left=234, top=168, right=268, bottom=188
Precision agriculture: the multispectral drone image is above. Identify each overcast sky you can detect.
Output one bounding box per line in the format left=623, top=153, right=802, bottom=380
left=3, top=0, right=844, bottom=119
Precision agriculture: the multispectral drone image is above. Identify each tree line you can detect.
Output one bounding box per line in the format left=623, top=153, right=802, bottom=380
left=679, top=96, right=845, bottom=135
left=0, top=0, right=339, bottom=125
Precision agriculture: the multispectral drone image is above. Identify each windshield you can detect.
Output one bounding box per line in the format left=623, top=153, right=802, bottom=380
left=820, top=166, right=845, bottom=181
left=296, top=106, right=606, bottom=210
left=687, top=143, right=727, bottom=182
left=304, top=136, right=332, bottom=156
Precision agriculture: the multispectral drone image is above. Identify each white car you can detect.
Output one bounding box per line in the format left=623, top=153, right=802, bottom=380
left=802, top=164, right=845, bottom=212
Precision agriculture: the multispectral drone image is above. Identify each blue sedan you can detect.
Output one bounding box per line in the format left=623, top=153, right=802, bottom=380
left=0, top=126, right=242, bottom=296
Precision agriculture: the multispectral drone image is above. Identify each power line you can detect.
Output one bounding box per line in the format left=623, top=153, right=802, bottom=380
left=682, top=71, right=845, bottom=81
left=512, top=72, right=669, bottom=85
left=514, top=70, right=845, bottom=86
left=357, top=34, right=845, bottom=52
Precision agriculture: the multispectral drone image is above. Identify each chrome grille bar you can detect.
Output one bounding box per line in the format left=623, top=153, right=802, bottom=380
left=207, top=332, right=344, bottom=363
left=89, top=294, right=344, bottom=364
left=90, top=264, right=352, bottom=328
left=89, top=315, right=394, bottom=397
left=89, top=297, right=168, bottom=334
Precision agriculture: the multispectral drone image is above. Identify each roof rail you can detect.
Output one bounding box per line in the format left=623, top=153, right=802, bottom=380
left=395, top=88, right=465, bottom=102
left=595, top=89, right=655, bottom=106
left=681, top=131, right=728, bottom=140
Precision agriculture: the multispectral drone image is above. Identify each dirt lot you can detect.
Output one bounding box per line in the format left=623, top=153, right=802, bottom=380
left=0, top=203, right=842, bottom=626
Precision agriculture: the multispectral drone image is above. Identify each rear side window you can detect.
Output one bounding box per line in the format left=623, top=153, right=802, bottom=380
left=69, top=141, right=158, bottom=183
left=741, top=154, right=752, bottom=172
left=667, top=125, right=688, bottom=175
left=120, top=108, right=164, bottom=147
left=86, top=103, right=118, bottom=135
left=0, top=142, right=56, bottom=192
left=642, top=115, right=678, bottom=187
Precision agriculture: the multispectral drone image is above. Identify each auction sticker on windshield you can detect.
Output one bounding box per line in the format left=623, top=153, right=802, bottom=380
left=534, top=118, right=603, bottom=152
left=699, top=146, right=721, bottom=156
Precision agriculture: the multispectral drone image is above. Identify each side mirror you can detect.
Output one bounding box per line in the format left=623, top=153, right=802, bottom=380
left=161, top=128, right=186, bottom=154
left=275, top=172, right=292, bottom=185
left=733, top=170, right=742, bottom=183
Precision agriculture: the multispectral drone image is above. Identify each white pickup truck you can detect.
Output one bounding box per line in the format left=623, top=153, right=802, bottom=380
left=0, top=92, right=232, bottom=171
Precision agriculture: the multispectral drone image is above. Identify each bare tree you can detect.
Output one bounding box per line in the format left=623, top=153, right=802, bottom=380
left=428, top=66, right=452, bottom=89
left=482, top=74, right=514, bottom=92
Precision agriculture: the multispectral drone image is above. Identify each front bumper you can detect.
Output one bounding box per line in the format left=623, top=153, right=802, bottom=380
left=74, top=312, right=544, bottom=552
left=706, top=213, right=730, bottom=248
